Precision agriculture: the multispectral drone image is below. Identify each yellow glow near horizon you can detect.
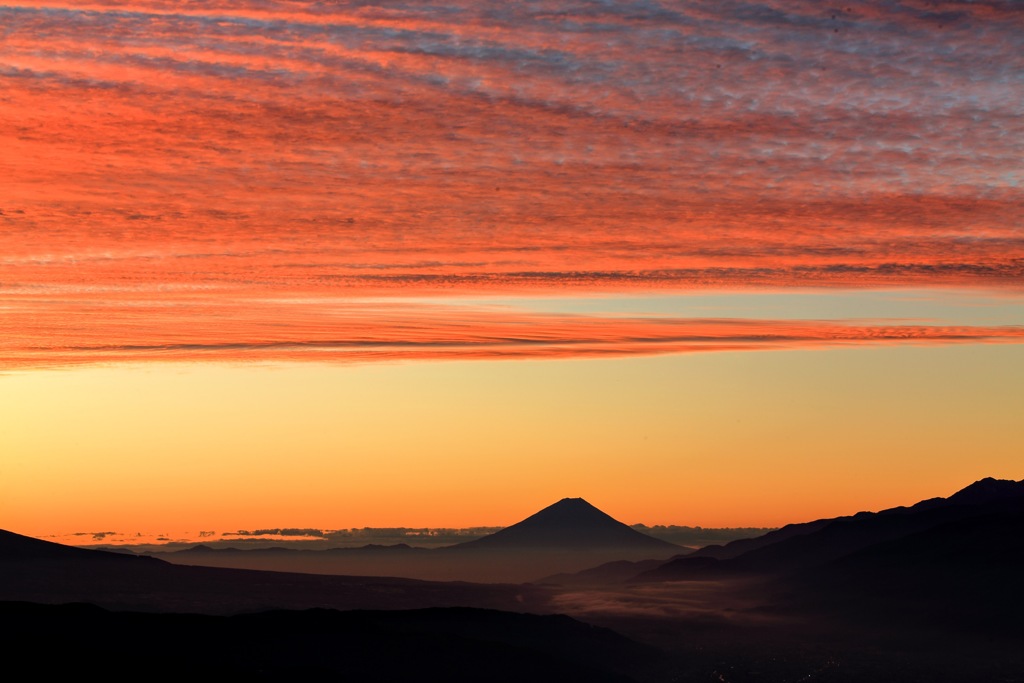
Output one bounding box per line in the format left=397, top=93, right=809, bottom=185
left=2, top=344, right=1021, bottom=541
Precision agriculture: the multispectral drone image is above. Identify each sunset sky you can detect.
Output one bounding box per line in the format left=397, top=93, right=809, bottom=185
left=1, top=0, right=1022, bottom=544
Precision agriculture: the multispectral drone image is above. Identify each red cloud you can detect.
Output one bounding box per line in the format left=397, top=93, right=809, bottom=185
left=2, top=0, right=1021, bottom=366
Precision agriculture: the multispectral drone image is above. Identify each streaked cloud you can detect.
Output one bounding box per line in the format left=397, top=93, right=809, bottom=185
left=2, top=296, right=1020, bottom=368
left=2, top=0, right=1021, bottom=365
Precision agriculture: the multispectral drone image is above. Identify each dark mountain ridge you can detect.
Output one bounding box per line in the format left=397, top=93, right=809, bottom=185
left=685, top=477, right=1024, bottom=564
left=638, top=477, right=1024, bottom=581
left=785, top=506, right=1024, bottom=636
left=0, top=528, right=159, bottom=564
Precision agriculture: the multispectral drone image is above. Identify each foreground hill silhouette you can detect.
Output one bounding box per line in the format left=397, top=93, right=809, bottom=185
left=2, top=601, right=656, bottom=682
left=151, top=497, right=683, bottom=582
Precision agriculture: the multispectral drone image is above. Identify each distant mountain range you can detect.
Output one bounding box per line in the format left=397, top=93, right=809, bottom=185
left=143, top=497, right=683, bottom=582
left=4, top=481, right=1023, bottom=681
left=0, top=527, right=548, bottom=614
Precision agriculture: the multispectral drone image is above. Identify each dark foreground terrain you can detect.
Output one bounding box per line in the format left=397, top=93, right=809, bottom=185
left=5, top=592, right=1020, bottom=683
left=1, top=601, right=658, bottom=682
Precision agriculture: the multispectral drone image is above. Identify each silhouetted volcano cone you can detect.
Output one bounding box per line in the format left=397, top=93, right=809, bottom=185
left=451, top=498, right=678, bottom=551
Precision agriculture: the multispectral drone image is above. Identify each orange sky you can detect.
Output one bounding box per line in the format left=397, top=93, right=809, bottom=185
left=3, top=343, right=1022, bottom=543
left=1, top=0, right=1021, bottom=542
